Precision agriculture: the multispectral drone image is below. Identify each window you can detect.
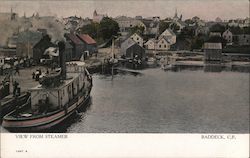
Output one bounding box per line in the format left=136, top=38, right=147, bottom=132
left=164, top=45, right=166, bottom=48
left=137, top=42, right=140, bottom=44
left=162, top=41, right=164, bottom=44
left=137, top=38, right=139, bottom=40
left=159, top=45, right=161, bottom=48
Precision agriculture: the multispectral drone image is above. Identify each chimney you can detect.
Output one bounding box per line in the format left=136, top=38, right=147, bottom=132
left=58, top=41, right=66, bottom=80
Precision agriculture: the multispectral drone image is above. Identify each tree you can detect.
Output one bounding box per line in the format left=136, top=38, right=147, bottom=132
left=179, top=27, right=195, bottom=38
left=170, top=23, right=180, bottom=33
left=78, top=22, right=99, bottom=39
left=210, top=23, right=225, bottom=34
left=191, top=36, right=205, bottom=50
left=99, top=17, right=120, bottom=40
left=129, top=25, right=145, bottom=35
left=159, top=21, right=171, bottom=34
left=185, top=19, right=194, bottom=25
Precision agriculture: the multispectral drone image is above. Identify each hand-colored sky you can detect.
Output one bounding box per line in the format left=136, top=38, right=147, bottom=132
left=0, top=0, right=249, bottom=20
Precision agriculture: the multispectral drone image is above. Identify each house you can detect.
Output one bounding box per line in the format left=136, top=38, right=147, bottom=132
left=77, top=34, right=97, bottom=55
left=144, top=38, right=157, bottom=50
left=159, top=29, right=176, bottom=45
left=215, top=17, right=223, bottom=23
left=6, top=34, right=18, bottom=49
left=16, top=31, right=54, bottom=62
left=228, top=19, right=249, bottom=28
left=156, top=37, right=171, bottom=50
left=141, top=19, right=159, bottom=36
left=16, top=30, right=43, bottom=59
left=64, top=33, right=85, bottom=60
left=121, top=38, right=145, bottom=60
left=222, top=29, right=233, bottom=44
left=203, top=42, right=222, bottom=63
left=114, top=16, right=145, bottom=35
left=195, top=26, right=209, bottom=36
left=233, top=34, right=250, bottom=46
left=129, top=33, right=144, bottom=47
left=32, top=35, right=55, bottom=62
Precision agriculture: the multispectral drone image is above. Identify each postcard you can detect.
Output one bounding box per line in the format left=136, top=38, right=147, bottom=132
left=0, top=0, right=249, bottom=157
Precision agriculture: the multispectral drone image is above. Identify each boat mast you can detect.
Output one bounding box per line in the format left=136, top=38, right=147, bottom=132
left=111, top=37, right=114, bottom=59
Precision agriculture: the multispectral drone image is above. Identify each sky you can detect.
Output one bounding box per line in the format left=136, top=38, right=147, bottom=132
left=0, top=0, right=249, bottom=20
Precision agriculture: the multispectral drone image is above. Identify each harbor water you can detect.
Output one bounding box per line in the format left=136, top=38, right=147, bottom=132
left=1, top=67, right=249, bottom=133
left=66, top=68, right=249, bottom=133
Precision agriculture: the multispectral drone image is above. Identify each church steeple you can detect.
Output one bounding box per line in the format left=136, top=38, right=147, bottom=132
left=174, top=8, right=178, bottom=18
left=93, top=10, right=97, bottom=16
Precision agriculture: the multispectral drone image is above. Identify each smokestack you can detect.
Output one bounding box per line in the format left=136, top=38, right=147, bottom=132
left=58, top=41, right=66, bottom=80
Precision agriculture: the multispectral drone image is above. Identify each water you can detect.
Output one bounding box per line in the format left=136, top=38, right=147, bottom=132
left=66, top=68, right=249, bottom=133
left=1, top=68, right=249, bottom=133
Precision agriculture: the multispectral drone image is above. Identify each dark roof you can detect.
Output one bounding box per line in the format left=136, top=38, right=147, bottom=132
left=176, top=20, right=187, bottom=26
left=65, top=33, right=83, bottom=45
left=122, top=38, right=137, bottom=50
left=77, top=34, right=96, bottom=44
left=17, top=30, right=43, bottom=45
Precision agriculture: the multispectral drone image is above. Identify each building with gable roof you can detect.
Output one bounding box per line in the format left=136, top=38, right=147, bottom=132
left=156, top=36, right=171, bottom=50
left=64, top=33, right=85, bottom=60
left=144, top=38, right=157, bottom=50
left=77, top=34, right=97, bottom=55
left=121, top=38, right=145, bottom=60
left=159, top=29, right=176, bottom=45
left=129, top=33, right=144, bottom=47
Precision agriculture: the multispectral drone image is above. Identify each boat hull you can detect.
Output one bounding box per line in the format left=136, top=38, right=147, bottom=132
left=2, top=93, right=91, bottom=132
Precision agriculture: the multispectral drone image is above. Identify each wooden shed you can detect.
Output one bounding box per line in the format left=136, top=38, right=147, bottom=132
left=203, top=42, right=222, bottom=63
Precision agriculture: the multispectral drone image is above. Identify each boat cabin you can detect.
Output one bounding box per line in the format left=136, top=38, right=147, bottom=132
left=29, top=61, right=88, bottom=113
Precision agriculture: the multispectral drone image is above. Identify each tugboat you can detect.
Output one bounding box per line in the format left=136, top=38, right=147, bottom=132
left=2, top=42, right=92, bottom=131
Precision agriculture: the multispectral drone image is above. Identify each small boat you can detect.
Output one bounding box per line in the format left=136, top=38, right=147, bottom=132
left=0, top=77, right=30, bottom=118
left=0, top=92, right=30, bottom=119
left=2, top=43, right=93, bottom=132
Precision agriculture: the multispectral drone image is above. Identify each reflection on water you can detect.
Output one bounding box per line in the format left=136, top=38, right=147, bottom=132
left=166, top=64, right=249, bottom=73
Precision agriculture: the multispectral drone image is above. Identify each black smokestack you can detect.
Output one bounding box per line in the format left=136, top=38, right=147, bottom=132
left=58, top=41, right=66, bottom=80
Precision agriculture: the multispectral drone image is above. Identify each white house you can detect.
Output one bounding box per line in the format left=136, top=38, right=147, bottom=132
left=114, top=16, right=146, bottom=35
left=130, top=33, right=144, bottom=47
left=159, top=29, right=176, bottom=45
left=144, top=38, right=157, bottom=50
left=222, top=29, right=233, bottom=44
left=156, top=37, right=171, bottom=50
